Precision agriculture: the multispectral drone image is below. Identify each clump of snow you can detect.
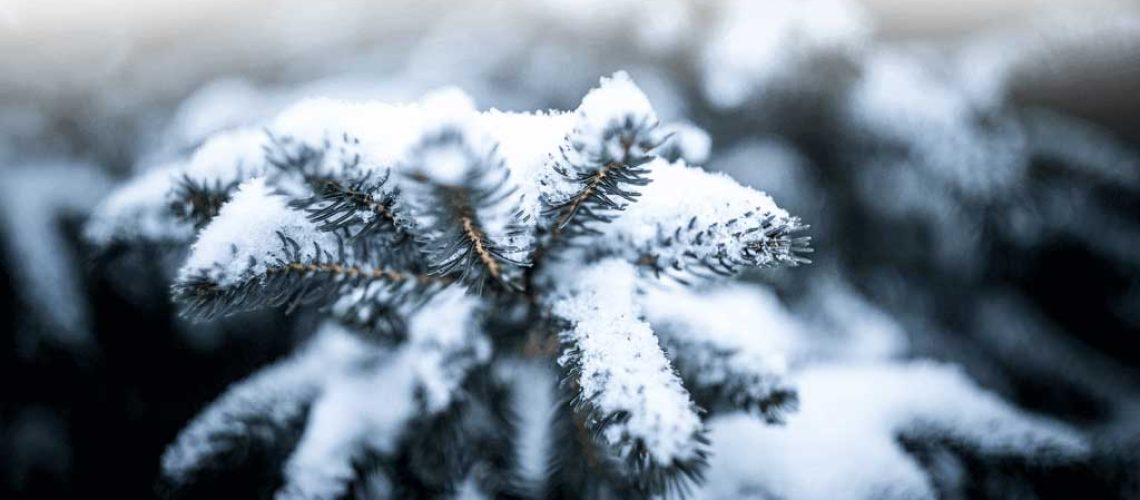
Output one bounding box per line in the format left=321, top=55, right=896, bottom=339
left=503, top=360, right=557, bottom=494
left=163, top=322, right=375, bottom=488
left=87, top=127, right=270, bottom=249
left=478, top=108, right=576, bottom=227
left=179, top=126, right=271, bottom=189
left=406, top=286, right=490, bottom=412
left=643, top=282, right=797, bottom=401
left=601, top=159, right=798, bottom=272
left=796, top=276, right=910, bottom=364
left=700, top=361, right=1089, bottom=500
left=179, top=177, right=337, bottom=286
left=85, top=164, right=195, bottom=247
left=268, top=88, right=479, bottom=179
left=570, top=71, right=658, bottom=162
left=280, top=308, right=490, bottom=499
left=658, top=121, right=712, bottom=165
left=575, top=71, right=655, bottom=132
left=553, top=259, right=704, bottom=464
left=279, top=348, right=420, bottom=499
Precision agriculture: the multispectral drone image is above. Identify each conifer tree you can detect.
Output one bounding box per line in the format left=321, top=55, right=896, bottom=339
left=92, top=73, right=811, bottom=498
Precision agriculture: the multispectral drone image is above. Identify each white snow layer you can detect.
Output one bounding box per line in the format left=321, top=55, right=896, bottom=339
left=85, top=164, right=195, bottom=246
left=162, top=323, right=375, bottom=486
left=570, top=71, right=658, bottom=161
left=642, top=282, right=794, bottom=402
left=553, top=258, right=704, bottom=465
left=88, top=127, right=270, bottom=248
left=280, top=292, right=487, bottom=499
left=699, top=361, right=1089, bottom=500
left=93, top=72, right=675, bottom=254
left=179, top=177, right=338, bottom=286
left=601, top=159, right=796, bottom=271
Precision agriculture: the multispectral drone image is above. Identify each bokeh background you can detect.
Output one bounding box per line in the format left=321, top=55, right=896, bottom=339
left=2, top=0, right=1139, bottom=497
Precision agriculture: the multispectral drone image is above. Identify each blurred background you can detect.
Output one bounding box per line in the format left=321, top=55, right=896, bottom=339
left=1, top=0, right=1139, bottom=497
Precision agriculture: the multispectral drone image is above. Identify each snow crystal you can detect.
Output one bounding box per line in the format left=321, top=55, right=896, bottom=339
left=700, top=361, right=1088, bottom=500
left=553, top=258, right=704, bottom=464
left=179, top=177, right=337, bottom=286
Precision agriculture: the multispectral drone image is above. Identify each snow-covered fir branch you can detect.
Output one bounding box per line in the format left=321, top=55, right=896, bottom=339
left=78, top=60, right=1108, bottom=497
left=90, top=71, right=825, bottom=498
left=551, top=259, right=709, bottom=495
left=160, top=322, right=378, bottom=494
left=642, top=282, right=798, bottom=423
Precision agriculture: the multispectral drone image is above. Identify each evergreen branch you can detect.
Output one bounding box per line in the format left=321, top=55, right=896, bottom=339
left=382, top=368, right=521, bottom=498
left=545, top=387, right=635, bottom=499
left=265, top=132, right=406, bottom=240
left=279, top=292, right=489, bottom=499
left=162, top=127, right=272, bottom=232
left=641, top=283, right=802, bottom=422
left=558, top=342, right=710, bottom=497
left=404, top=129, right=531, bottom=292
left=292, top=172, right=403, bottom=240
left=661, top=329, right=798, bottom=423
left=168, top=174, right=240, bottom=228
left=551, top=259, right=709, bottom=497
left=543, top=116, right=661, bottom=240
left=660, top=211, right=812, bottom=280
left=173, top=233, right=442, bottom=320
left=328, top=288, right=410, bottom=345
left=159, top=325, right=373, bottom=498
left=597, top=160, right=813, bottom=280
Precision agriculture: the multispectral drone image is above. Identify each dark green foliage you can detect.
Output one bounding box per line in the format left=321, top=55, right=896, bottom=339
left=690, top=377, right=799, bottom=425
left=266, top=133, right=407, bottom=242
left=291, top=169, right=404, bottom=241
left=172, top=233, right=440, bottom=321
left=647, top=212, right=812, bottom=283
left=158, top=389, right=315, bottom=500
left=154, top=104, right=811, bottom=499
left=543, top=116, right=661, bottom=240
left=343, top=368, right=523, bottom=499
left=403, top=129, right=532, bottom=293
left=169, top=174, right=241, bottom=228
left=554, top=337, right=710, bottom=499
